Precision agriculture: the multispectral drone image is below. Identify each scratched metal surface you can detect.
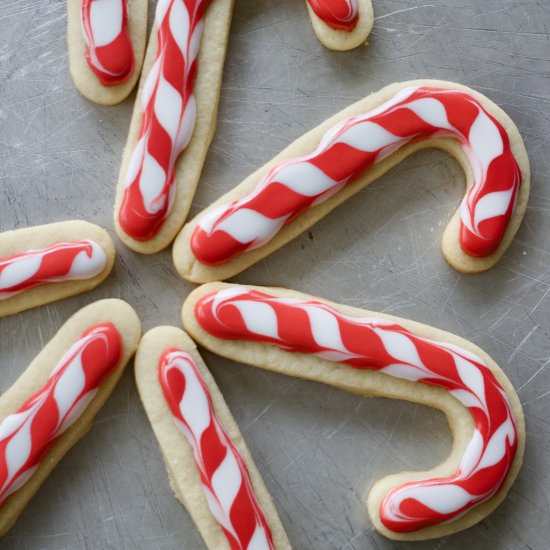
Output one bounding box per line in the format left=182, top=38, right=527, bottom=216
left=0, top=0, right=549, bottom=548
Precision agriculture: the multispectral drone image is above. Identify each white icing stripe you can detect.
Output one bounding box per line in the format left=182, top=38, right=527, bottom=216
left=477, top=420, right=516, bottom=470
left=178, top=359, right=211, bottom=439
left=0, top=256, right=42, bottom=289
left=169, top=0, right=190, bottom=56
left=3, top=408, right=36, bottom=493
left=304, top=305, right=348, bottom=352
left=89, top=0, right=124, bottom=47
left=216, top=210, right=289, bottom=245
left=139, top=154, right=167, bottom=214
left=175, top=97, right=197, bottom=152
left=248, top=524, right=273, bottom=550
left=275, top=162, right=337, bottom=196
left=405, top=97, right=454, bottom=131
left=211, top=450, right=242, bottom=516
left=473, top=188, right=515, bottom=230
left=336, top=121, right=403, bottom=152
left=53, top=354, right=86, bottom=423
left=56, top=390, right=98, bottom=435
left=468, top=109, right=504, bottom=180
left=154, top=77, right=184, bottom=142
left=387, top=485, right=474, bottom=518
left=232, top=301, right=280, bottom=339
left=374, top=329, right=425, bottom=370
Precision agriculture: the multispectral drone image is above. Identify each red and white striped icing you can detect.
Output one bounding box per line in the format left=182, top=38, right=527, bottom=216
left=81, top=0, right=135, bottom=86
left=118, top=0, right=209, bottom=241
left=194, top=287, right=518, bottom=534
left=0, top=240, right=107, bottom=301
left=307, top=0, right=359, bottom=31
left=191, top=86, right=522, bottom=265
left=159, top=349, right=274, bottom=549
left=0, top=323, right=122, bottom=505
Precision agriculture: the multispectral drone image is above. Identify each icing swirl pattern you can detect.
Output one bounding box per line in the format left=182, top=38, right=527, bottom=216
left=194, top=287, right=518, bottom=534
left=159, top=349, right=274, bottom=549
left=191, top=86, right=522, bottom=265
left=307, top=0, right=359, bottom=31
left=81, top=0, right=135, bottom=86
left=118, top=0, right=209, bottom=241
left=0, top=323, right=122, bottom=505
left=0, top=240, right=107, bottom=300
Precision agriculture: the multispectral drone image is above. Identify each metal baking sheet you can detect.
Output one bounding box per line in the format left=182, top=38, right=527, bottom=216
left=1, top=0, right=549, bottom=548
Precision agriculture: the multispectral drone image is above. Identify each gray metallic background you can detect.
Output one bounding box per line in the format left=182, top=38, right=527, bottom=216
left=1, top=0, right=549, bottom=548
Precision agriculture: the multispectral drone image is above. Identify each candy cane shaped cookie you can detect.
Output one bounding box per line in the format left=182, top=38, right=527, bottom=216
left=0, top=299, right=141, bottom=535
left=113, top=0, right=234, bottom=254
left=306, top=0, right=374, bottom=51
left=0, top=221, right=115, bottom=318
left=67, top=0, right=148, bottom=105
left=135, top=327, right=290, bottom=549
left=182, top=283, right=525, bottom=541
left=173, top=80, right=530, bottom=282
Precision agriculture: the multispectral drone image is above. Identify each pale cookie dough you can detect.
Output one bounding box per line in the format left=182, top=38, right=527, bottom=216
left=182, top=282, right=525, bottom=541
left=67, top=0, right=148, bottom=105
left=0, top=299, right=141, bottom=536
left=135, top=326, right=291, bottom=549
left=173, top=80, right=530, bottom=283
left=113, top=0, right=235, bottom=254
left=0, top=220, right=115, bottom=318
left=306, top=0, right=374, bottom=51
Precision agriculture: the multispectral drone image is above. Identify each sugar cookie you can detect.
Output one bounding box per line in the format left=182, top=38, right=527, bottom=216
left=135, top=326, right=290, bottom=549
left=67, top=0, right=148, bottom=105
left=114, top=0, right=234, bottom=254
left=182, top=282, right=525, bottom=541
left=306, top=0, right=374, bottom=51
left=0, top=299, right=141, bottom=536
left=0, top=220, right=115, bottom=318
left=173, top=80, right=530, bottom=282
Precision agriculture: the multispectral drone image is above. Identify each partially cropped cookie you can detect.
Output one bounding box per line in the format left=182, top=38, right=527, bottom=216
left=0, top=220, right=115, bottom=318
left=173, top=80, right=530, bottom=282
left=135, top=326, right=290, bottom=549
left=183, top=282, right=525, bottom=541
left=0, top=299, right=141, bottom=536
left=67, top=0, right=148, bottom=105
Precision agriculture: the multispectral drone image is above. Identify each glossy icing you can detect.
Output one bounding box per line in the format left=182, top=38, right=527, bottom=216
left=81, top=0, right=135, bottom=86
left=191, top=86, right=522, bottom=264
left=118, top=0, right=209, bottom=241
left=194, top=287, right=518, bottom=534
left=159, top=348, right=274, bottom=549
left=0, top=240, right=107, bottom=300
left=307, top=0, right=359, bottom=31
left=0, top=323, right=122, bottom=505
